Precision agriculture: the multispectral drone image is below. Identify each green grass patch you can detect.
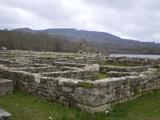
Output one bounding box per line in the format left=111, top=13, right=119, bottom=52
left=77, top=81, right=94, bottom=88
left=0, top=90, right=160, bottom=120
left=98, top=72, right=108, bottom=79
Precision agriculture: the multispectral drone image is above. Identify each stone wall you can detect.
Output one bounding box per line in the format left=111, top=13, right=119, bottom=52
left=41, top=70, right=98, bottom=80
left=100, top=65, right=150, bottom=73
left=41, top=63, right=99, bottom=80
left=0, top=79, right=13, bottom=96
left=53, top=62, right=86, bottom=68
left=11, top=66, right=57, bottom=73
left=106, top=57, right=160, bottom=66
left=0, top=64, right=160, bottom=113
left=107, top=71, right=139, bottom=77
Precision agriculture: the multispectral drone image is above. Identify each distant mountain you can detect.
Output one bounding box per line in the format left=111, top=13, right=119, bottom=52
left=14, top=28, right=35, bottom=33
left=13, top=28, right=160, bottom=54
left=15, top=28, right=122, bottom=41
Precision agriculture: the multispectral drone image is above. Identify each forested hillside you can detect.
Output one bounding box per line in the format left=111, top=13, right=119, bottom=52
left=0, top=30, right=93, bottom=52
left=14, top=28, right=160, bottom=54
left=0, top=28, right=160, bottom=54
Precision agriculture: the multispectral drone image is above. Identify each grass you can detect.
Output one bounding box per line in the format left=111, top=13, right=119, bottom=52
left=0, top=90, right=160, bottom=120
left=98, top=72, right=108, bottom=79
left=78, top=81, right=94, bottom=88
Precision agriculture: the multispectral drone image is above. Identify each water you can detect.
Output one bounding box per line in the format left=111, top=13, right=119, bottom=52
left=110, top=54, right=160, bottom=59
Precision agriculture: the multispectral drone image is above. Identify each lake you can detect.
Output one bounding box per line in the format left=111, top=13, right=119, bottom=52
left=110, top=54, right=160, bottom=59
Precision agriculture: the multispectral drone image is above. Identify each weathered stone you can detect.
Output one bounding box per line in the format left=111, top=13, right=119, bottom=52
left=62, top=86, right=72, bottom=92
left=76, top=103, right=111, bottom=113
left=0, top=108, right=11, bottom=120
left=0, top=79, right=13, bottom=96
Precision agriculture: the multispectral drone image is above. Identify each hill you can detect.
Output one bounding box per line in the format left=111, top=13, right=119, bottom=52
left=14, top=28, right=160, bottom=54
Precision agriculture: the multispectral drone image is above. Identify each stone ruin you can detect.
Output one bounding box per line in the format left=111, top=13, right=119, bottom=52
left=0, top=50, right=160, bottom=116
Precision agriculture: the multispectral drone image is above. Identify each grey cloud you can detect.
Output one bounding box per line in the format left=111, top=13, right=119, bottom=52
left=0, top=0, right=160, bottom=42
left=84, top=0, right=134, bottom=10
left=82, top=0, right=160, bottom=42
left=0, top=0, right=72, bottom=20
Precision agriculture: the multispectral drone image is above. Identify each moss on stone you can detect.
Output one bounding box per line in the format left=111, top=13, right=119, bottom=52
left=77, top=81, right=94, bottom=88
left=97, top=72, right=108, bottom=79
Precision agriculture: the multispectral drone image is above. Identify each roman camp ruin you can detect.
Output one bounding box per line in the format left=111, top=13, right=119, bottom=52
left=0, top=50, right=160, bottom=119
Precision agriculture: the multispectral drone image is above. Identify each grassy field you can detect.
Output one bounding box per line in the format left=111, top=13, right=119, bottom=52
left=0, top=90, right=160, bottom=120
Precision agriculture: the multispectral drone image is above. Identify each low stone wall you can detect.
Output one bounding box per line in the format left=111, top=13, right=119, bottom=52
left=53, top=62, right=86, bottom=68
left=100, top=65, right=150, bottom=73
left=11, top=66, right=57, bottom=73
left=75, top=70, right=160, bottom=112
left=41, top=70, right=98, bottom=80
left=0, top=79, right=13, bottom=96
left=41, top=64, right=99, bottom=80
left=0, top=108, right=11, bottom=120
left=0, top=64, right=160, bottom=113
left=106, top=57, right=160, bottom=66
left=107, top=71, right=139, bottom=77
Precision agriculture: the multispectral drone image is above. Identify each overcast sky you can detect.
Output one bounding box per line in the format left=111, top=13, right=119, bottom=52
left=0, top=0, right=160, bottom=42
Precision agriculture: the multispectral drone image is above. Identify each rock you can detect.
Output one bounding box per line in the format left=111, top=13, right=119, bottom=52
left=0, top=108, right=11, bottom=120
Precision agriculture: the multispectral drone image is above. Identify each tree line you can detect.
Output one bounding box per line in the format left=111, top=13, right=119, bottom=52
left=0, top=30, right=94, bottom=52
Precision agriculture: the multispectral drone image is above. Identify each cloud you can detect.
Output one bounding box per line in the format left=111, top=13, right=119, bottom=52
left=0, top=0, right=160, bottom=42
